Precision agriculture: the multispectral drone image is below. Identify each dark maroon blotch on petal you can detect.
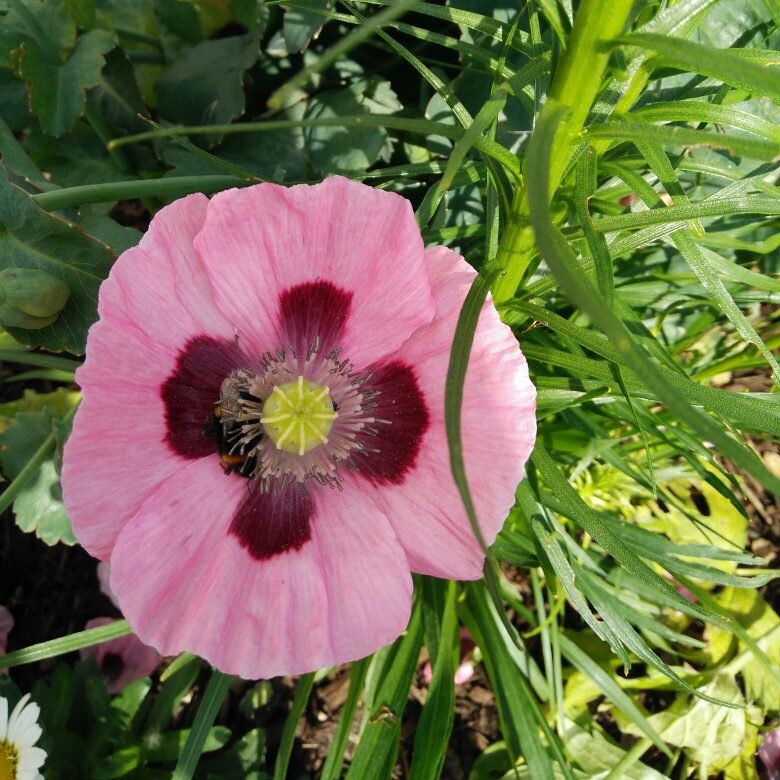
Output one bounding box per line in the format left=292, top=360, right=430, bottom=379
left=356, top=360, right=429, bottom=484
left=280, top=281, right=352, bottom=353
left=229, top=487, right=313, bottom=559
left=161, top=336, right=248, bottom=459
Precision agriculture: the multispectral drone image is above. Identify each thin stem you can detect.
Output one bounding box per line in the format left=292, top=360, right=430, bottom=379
left=33, top=176, right=247, bottom=211
left=492, top=0, right=635, bottom=304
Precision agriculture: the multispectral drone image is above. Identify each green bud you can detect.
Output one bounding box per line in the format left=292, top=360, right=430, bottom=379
left=0, top=268, right=70, bottom=329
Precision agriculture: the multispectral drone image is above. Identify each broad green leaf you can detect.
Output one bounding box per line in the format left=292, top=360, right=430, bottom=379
left=12, top=459, right=75, bottom=545
left=156, top=33, right=258, bottom=147
left=304, top=77, right=401, bottom=176
left=0, top=407, right=76, bottom=544
left=145, top=726, right=231, bottom=762
left=90, top=46, right=148, bottom=133
left=0, top=163, right=116, bottom=353
left=623, top=674, right=759, bottom=776
left=706, top=587, right=780, bottom=714
left=563, top=716, right=669, bottom=779
left=6, top=0, right=114, bottom=137
left=282, top=0, right=329, bottom=53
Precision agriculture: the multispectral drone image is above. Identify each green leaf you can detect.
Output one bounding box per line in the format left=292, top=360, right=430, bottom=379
left=0, top=163, right=116, bottom=353
left=618, top=32, right=780, bottom=102
left=0, top=406, right=77, bottom=545
left=145, top=655, right=202, bottom=733
left=156, top=34, right=258, bottom=147
left=171, top=670, right=233, bottom=780
left=9, top=0, right=115, bottom=137
left=320, top=659, right=369, bottom=780
left=526, top=101, right=780, bottom=496
left=273, top=673, right=314, bottom=780
left=0, top=619, right=131, bottom=669
left=12, top=459, right=75, bottom=545
left=707, top=587, right=780, bottom=714
left=623, top=673, right=753, bottom=776
left=89, top=46, right=148, bottom=133
left=282, top=0, right=329, bottom=53
left=563, top=716, right=669, bottom=779
left=304, top=77, right=402, bottom=176
left=409, top=580, right=457, bottom=780
left=146, top=725, right=231, bottom=762
left=461, top=581, right=566, bottom=780
left=346, top=602, right=423, bottom=780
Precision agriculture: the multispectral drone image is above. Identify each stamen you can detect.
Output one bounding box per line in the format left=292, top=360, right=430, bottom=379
left=209, top=342, right=383, bottom=489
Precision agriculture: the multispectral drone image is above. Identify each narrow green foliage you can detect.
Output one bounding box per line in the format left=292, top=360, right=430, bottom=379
left=273, top=673, right=315, bottom=780
left=346, top=603, right=423, bottom=779
left=172, top=670, right=233, bottom=780
left=619, top=32, right=780, bottom=102
left=409, top=580, right=457, bottom=780
left=0, top=620, right=131, bottom=669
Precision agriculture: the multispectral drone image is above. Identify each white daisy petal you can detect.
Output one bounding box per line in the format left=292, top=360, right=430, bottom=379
left=0, top=694, right=47, bottom=779
left=0, top=695, right=8, bottom=741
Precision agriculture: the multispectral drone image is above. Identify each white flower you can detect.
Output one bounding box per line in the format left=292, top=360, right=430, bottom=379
left=0, top=694, right=46, bottom=780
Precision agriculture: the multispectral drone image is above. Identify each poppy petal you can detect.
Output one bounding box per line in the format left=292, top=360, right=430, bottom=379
left=109, top=458, right=413, bottom=679
left=63, top=195, right=240, bottom=560
left=193, top=177, right=435, bottom=366
left=361, top=247, right=536, bottom=580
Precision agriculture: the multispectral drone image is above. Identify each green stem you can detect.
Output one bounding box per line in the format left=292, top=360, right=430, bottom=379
left=492, top=0, right=635, bottom=304
left=32, top=176, right=247, bottom=211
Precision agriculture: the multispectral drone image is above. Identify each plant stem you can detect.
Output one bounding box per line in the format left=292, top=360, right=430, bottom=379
left=492, top=0, right=635, bottom=304
left=33, top=176, right=246, bottom=211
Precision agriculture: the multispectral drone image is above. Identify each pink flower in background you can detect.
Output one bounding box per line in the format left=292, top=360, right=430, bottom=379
left=96, top=562, right=118, bottom=608
left=0, top=606, right=14, bottom=673
left=62, top=177, right=536, bottom=679
left=423, top=628, right=476, bottom=685
left=760, top=726, right=780, bottom=780
left=80, top=618, right=160, bottom=693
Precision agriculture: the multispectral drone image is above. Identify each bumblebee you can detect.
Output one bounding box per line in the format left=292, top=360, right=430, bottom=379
left=204, top=401, right=257, bottom=477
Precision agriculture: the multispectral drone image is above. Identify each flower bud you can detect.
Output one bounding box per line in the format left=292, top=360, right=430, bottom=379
left=0, top=268, right=70, bottom=329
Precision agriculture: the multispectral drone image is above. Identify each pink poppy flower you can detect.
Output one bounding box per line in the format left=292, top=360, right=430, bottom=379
left=760, top=725, right=780, bottom=780
left=62, top=177, right=536, bottom=679
left=0, top=606, right=14, bottom=673
left=80, top=618, right=160, bottom=693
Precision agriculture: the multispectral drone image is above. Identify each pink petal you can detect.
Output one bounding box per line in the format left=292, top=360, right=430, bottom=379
left=97, top=562, right=118, bottom=608
left=193, top=177, right=435, bottom=367
left=760, top=725, right=780, bottom=780
left=62, top=195, right=240, bottom=560
left=0, top=605, right=13, bottom=644
left=81, top=617, right=160, bottom=693
left=362, top=247, right=536, bottom=580
left=0, top=605, right=13, bottom=671
left=109, top=458, right=412, bottom=679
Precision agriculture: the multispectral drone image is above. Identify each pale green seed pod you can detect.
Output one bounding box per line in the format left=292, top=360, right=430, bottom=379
left=0, top=268, right=70, bottom=329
